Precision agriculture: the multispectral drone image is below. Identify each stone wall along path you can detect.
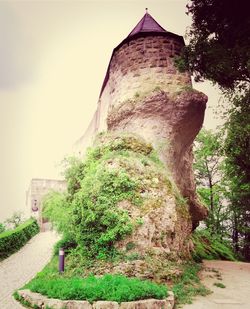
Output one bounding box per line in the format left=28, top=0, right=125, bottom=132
left=17, top=289, right=175, bottom=309
left=0, top=231, right=59, bottom=309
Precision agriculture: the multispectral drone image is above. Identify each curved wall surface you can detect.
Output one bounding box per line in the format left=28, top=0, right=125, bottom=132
left=73, top=33, right=192, bottom=156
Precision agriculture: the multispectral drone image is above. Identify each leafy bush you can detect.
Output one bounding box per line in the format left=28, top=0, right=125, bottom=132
left=64, top=133, right=173, bottom=259
left=192, top=229, right=236, bottom=262
left=71, top=166, right=138, bottom=258
left=62, top=156, right=86, bottom=198
left=43, top=133, right=185, bottom=260
left=53, top=235, right=77, bottom=256
left=25, top=274, right=167, bottom=303
left=0, top=218, right=39, bottom=260
left=42, top=191, right=71, bottom=235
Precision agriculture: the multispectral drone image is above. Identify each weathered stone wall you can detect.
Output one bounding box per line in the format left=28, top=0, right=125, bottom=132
left=73, top=109, right=99, bottom=156
left=107, top=35, right=191, bottom=106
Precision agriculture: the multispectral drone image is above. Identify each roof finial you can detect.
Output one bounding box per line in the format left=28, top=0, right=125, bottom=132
left=145, top=8, right=148, bottom=14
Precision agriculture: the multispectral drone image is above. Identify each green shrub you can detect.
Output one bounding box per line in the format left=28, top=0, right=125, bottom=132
left=25, top=274, right=167, bottom=303
left=45, top=132, right=186, bottom=260
left=53, top=235, right=77, bottom=256
left=42, top=191, right=71, bottom=235
left=0, top=218, right=39, bottom=260
left=192, top=229, right=236, bottom=262
left=68, top=133, right=168, bottom=258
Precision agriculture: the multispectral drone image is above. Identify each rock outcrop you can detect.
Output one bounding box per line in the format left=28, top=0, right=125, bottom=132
left=107, top=89, right=208, bottom=228
left=93, top=133, right=193, bottom=258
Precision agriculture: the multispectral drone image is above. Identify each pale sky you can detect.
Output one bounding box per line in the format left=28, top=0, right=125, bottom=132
left=0, top=0, right=223, bottom=222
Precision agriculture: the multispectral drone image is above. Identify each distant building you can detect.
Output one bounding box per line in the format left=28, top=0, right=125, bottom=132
left=26, top=178, right=66, bottom=231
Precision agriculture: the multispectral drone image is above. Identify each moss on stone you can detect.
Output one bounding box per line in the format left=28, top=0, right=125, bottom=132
left=95, top=132, right=153, bottom=156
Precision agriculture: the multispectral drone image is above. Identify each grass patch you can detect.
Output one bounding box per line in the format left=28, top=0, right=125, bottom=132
left=172, top=263, right=211, bottom=305
left=24, top=274, right=167, bottom=303
left=19, top=253, right=210, bottom=307
left=214, top=282, right=226, bottom=288
left=192, top=229, right=237, bottom=262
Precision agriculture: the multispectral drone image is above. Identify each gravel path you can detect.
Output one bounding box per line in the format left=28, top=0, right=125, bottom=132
left=0, top=231, right=59, bottom=308
left=182, top=260, right=250, bottom=309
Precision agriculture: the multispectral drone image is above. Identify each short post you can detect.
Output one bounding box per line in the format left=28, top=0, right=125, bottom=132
left=59, top=248, right=65, bottom=273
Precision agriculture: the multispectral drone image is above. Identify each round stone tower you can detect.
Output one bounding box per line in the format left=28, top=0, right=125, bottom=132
left=97, top=11, right=193, bottom=130
left=74, top=11, right=208, bottom=230
left=95, top=11, right=208, bottom=228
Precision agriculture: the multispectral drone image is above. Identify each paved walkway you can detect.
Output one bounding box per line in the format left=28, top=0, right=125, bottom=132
left=182, top=260, right=250, bottom=309
left=0, top=231, right=59, bottom=308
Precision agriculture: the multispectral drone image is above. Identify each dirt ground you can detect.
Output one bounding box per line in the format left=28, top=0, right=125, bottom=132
left=182, top=260, right=250, bottom=309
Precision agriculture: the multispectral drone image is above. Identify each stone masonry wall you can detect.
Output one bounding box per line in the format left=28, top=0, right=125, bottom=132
left=73, top=34, right=191, bottom=155
left=107, top=35, right=191, bottom=106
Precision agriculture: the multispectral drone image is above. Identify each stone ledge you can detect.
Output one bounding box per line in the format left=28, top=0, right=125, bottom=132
left=17, top=289, right=174, bottom=309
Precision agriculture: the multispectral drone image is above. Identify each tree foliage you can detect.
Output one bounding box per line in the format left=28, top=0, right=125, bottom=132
left=224, top=93, right=250, bottom=184
left=193, top=129, right=228, bottom=235
left=62, top=156, right=86, bottom=200
left=224, top=92, right=250, bottom=260
left=42, top=191, right=71, bottom=236
left=5, top=211, right=23, bottom=229
left=183, top=0, right=250, bottom=261
left=193, top=126, right=250, bottom=261
left=178, top=0, right=250, bottom=90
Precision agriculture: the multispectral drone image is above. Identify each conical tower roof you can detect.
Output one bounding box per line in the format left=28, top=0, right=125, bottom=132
left=127, top=11, right=167, bottom=37
left=99, top=11, right=183, bottom=97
